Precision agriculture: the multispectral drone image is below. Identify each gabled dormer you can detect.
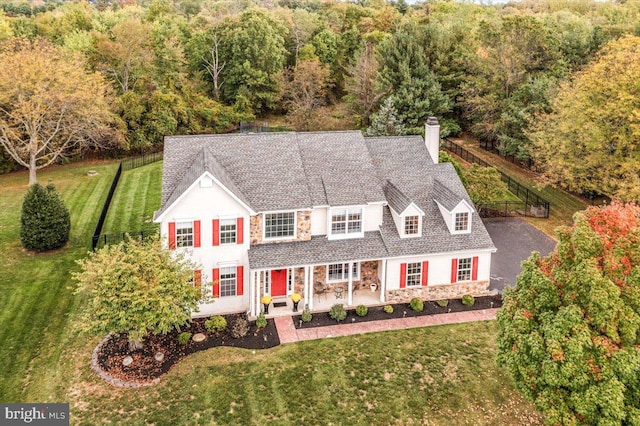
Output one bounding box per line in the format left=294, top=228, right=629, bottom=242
left=384, top=181, right=425, bottom=238
left=432, top=179, right=473, bottom=235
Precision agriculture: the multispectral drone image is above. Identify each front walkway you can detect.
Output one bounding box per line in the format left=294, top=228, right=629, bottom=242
left=274, top=308, right=499, bottom=344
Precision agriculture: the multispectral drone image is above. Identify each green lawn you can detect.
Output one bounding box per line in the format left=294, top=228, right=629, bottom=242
left=70, top=321, right=541, bottom=425
left=0, top=160, right=541, bottom=424
left=0, top=161, right=119, bottom=401
left=101, top=161, right=162, bottom=234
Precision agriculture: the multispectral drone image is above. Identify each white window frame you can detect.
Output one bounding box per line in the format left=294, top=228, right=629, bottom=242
left=263, top=211, right=297, bottom=240
left=176, top=221, right=194, bottom=248
left=454, top=212, right=470, bottom=232
left=326, top=262, right=360, bottom=283
left=219, top=218, right=237, bottom=244
left=328, top=207, right=364, bottom=240
left=403, top=215, right=420, bottom=236
left=457, top=257, right=472, bottom=282
left=406, top=262, right=422, bottom=287
left=220, top=266, right=237, bottom=298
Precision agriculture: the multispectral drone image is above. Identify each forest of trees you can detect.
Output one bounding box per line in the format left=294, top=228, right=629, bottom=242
left=0, top=0, right=638, bottom=195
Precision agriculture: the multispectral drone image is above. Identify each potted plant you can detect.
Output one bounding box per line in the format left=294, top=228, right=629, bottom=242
left=261, top=295, right=272, bottom=314
left=290, top=293, right=301, bottom=312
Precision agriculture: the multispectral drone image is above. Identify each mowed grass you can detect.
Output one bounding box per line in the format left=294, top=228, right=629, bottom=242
left=453, top=137, right=589, bottom=237
left=0, top=160, right=118, bottom=402
left=101, top=161, right=162, bottom=234
left=70, top=321, right=541, bottom=425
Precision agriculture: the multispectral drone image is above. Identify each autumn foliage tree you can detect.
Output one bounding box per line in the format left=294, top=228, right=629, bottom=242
left=284, top=59, right=332, bottom=131
left=0, top=38, right=122, bottom=184
left=528, top=36, right=640, bottom=200
left=497, top=202, right=640, bottom=425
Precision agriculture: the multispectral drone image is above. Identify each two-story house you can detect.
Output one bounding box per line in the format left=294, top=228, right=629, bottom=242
left=153, top=118, right=496, bottom=317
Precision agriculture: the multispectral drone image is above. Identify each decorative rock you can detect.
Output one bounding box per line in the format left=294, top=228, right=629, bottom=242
left=122, top=356, right=133, bottom=366
left=154, top=352, right=164, bottom=362
left=86, top=170, right=98, bottom=176
left=192, top=333, right=206, bottom=342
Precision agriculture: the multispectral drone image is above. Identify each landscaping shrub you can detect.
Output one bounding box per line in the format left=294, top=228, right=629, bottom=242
left=329, top=304, right=347, bottom=322
left=256, top=313, right=267, bottom=329
left=410, top=297, right=424, bottom=312
left=462, top=295, right=475, bottom=306
left=355, top=304, right=368, bottom=317
left=436, top=299, right=449, bottom=308
left=383, top=305, right=394, bottom=314
left=205, top=315, right=227, bottom=332
left=178, top=332, right=192, bottom=344
left=301, top=306, right=312, bottom=322
left=21, top=183, right=71, bottom=251
left=230, top=317, right=250, bottom=338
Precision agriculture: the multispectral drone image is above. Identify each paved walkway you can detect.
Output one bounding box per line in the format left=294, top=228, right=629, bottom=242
left=274, top=308, right=499, bottom=344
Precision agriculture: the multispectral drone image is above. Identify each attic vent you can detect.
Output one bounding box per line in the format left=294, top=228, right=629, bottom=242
left=200, top=175, right=213, bottom=188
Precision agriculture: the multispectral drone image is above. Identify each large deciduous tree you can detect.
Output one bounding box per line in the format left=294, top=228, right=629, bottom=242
left=497, top=202, right=640, bottom=425
left=74, top=237, right=203, bottom=349
left=0, top=38, right=122, bottom=184
left=528, top=35, right=640, bottom=200
left=284, top=59, right=332, bottom=131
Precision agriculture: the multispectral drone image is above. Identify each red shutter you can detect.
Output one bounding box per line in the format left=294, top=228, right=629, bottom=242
left=237, top=266, right=244, bottom=296
left=212, top=219, right=219, bottom=246
left=421, top=261, right=429, bottom=286
left=193, top=220, right=201, bottom=248
left=472, top=256, right=479, bottom=281
left=212, top=268, right=220, bottom=297
left=451, top=259, right=458, bottom=283
left=168, top=222, right=176, bottom=249
left=194, top=270, right=202, bottom=288
left=400, top=263, right=407, bottom=288
left=237, top=217, right=244, bottom=244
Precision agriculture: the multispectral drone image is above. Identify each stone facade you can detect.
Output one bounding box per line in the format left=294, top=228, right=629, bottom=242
left=385, top=280, right=491, bottom=304
left=249, top=210, right=312, bottom=245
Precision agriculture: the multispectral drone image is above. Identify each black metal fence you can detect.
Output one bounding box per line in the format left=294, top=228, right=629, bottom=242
left=441, top=139, right=550, bottom=219
left=240, top=121, right=291, bottom=133
left=92, top=230, right=159, bottom=251
left=91, top=153, right=164, bottom=250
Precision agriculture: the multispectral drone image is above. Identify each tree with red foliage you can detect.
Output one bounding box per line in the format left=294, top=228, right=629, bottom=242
left=497, top=202, right=640, bottom=425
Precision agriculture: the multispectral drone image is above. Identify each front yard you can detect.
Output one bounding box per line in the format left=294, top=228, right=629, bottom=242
left=0, top=159, right=541, bottom=424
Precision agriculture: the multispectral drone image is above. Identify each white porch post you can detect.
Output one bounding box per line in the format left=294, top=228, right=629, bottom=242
left=347, top=261, right=353, bottom=306
left=255, top=270, right=262, bottom=316
left=303, top=266, right=309, bottom=309
left=250, top=269, right=256, bottom=317
left=308, top=266, right=314, bottom=310
left=380, top=259, right=387, bottom=303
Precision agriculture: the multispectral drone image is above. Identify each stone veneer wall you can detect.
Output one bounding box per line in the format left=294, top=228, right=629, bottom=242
left=249, top=210, right=311, bottom=245
left=386, top=280, right=491, bottom=304
left=311, top=261, right=380, bottom=292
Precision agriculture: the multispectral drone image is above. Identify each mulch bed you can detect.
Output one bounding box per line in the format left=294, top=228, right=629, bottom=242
left=97, top=314, right=279, bottom=383
left=291, top=295, right=502, bottom=329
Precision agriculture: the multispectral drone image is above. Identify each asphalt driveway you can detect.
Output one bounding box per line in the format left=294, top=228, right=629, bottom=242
left=483, top=218, right=557, bottom=292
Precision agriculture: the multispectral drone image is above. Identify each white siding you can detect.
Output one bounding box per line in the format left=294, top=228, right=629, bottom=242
left=311, top=207, right=327, bottom=235
left=364, top=204, right=383, bottom=232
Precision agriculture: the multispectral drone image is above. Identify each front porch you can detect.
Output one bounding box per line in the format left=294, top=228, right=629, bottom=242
left=249, top=260, right=387, bottom=317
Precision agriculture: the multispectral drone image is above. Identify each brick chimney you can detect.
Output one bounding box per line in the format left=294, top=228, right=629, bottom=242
left=425, top=117, right=440, bottom=164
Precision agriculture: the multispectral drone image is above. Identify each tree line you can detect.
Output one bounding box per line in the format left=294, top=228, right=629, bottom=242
left=0, top=0, right=638, bottom=196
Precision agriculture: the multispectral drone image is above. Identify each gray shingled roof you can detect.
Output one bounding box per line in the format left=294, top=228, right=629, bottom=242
left=156, top=132, right=386, bottom=217
left=432, top=179, right=466, bottom=211
left=248, top=232, right=388, bottom=269
left=384, top=180, right=413, bottom=214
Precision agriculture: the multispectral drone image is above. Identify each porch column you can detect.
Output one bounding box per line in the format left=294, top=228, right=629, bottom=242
left=307, top=266, right=314, bottom=310
left=303, top=265, right=309, bottom=309
left=347, top=261, right=353, bottom=306
left=380, top=259, right=387, bottom=303
left=249, top=269, right=256, bottom=317
left=255, top=270, right=262, bottom=316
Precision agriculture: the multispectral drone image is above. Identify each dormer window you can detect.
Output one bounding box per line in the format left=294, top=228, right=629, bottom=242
left=329, top=207, right=363, bottom=239
left=455, top=212, right=469, bottom=232
left=404, top=216, right=419, bottom=235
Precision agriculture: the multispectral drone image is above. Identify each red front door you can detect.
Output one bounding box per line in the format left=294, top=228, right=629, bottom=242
left=271, top=269, right=287, bottom=296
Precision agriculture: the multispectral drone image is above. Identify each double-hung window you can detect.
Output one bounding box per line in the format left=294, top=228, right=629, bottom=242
left=327, top=262, right=360, bottom=282
left=406, top=262, right=422, bottom=287
left=220, top=219, right=237, bottom=244
left=404, top=216, right=419, bottom=235
left=176, top=221, right=194, bottom=247
left=455, top=212, right=469, bottom=232
left=331, top=208, right=362, bottom=236
left=264, top=212, right=296, bottom=239
left=457, top=257, right=472, bottom=281
left=220, top=266, right=237, bottom=297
